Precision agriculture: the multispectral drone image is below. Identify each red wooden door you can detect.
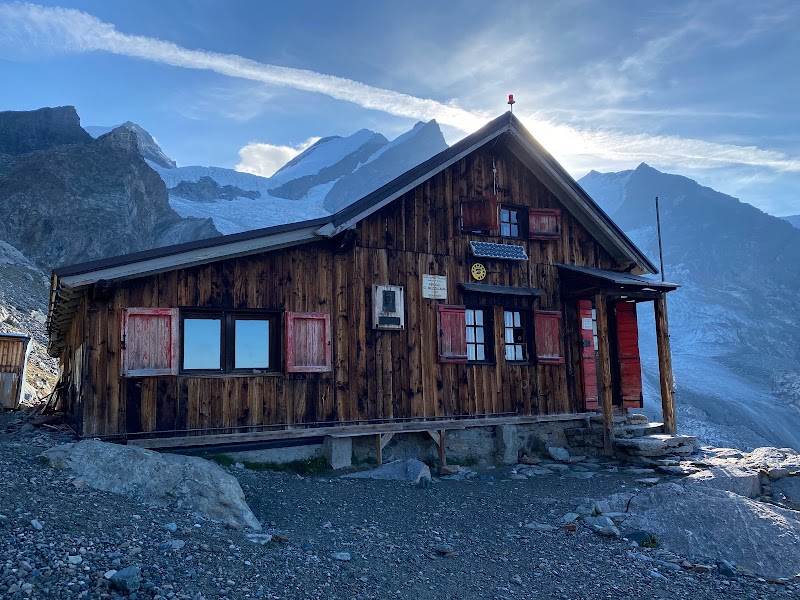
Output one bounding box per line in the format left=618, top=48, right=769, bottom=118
left=615, top=302, right=643, bottom=409
left=578, top=300, right=598, bottom=410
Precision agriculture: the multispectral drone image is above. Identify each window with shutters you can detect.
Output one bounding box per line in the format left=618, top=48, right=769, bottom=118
left=285, top=312, right=332, bottom=373
left=180, top=310, right=280, bottom=374
left=465, top=308, right=492, bottom=363
left=528, top=208, right=561, bottom=240
left=438, top=305, right=468, bottom=363
left=121, top=308, right=179, bottom=376
left=534, top=310, right=564, bottom=364
left=461, top=196, right=499, bottom=234
left=503, top=310, right=530, bottom=362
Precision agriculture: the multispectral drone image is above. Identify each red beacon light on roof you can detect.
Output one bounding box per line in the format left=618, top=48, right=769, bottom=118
left=508, top=94, right=515, bottom=106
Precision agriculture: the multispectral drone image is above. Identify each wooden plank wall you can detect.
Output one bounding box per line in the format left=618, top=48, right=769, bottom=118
left=68, top=146, right=617, bottom=437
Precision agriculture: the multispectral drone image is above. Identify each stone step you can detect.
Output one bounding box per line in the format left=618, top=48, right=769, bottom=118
left=616, top=433, right=698, bottom=458
left=615, top=422, right=665, bottom=437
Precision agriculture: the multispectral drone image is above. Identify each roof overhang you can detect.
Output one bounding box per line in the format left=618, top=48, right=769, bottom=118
left=459, top=283, right=544, bottom=297
left=557, top=264, right=678, bottom=301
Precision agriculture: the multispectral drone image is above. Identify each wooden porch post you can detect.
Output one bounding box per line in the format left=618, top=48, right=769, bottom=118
left=594, top=293, right=615, bottom=455
left=654, top=293, right=677, bottom=433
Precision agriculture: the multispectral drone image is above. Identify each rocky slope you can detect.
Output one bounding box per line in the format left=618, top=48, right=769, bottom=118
left=0, top=125, right=217, bottom=269
left=580, top=164, right=800, bottom=450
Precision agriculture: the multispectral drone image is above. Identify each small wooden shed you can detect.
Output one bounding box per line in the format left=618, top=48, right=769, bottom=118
left=0, top=332, right=32, bottom=410
left=46, top=112, right=679, bottom=456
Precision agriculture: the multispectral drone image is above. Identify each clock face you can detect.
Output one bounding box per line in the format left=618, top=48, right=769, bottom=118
left=471, top=263, right=487, bottom=281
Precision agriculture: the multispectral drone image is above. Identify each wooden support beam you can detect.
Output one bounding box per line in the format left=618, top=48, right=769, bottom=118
left=594, top=293, right=615, bottom=456
left=427, top=430, right=441, bottom=446
left=654, top=294, right=677, bottom=434
left=375, top=432, right=394, bottom=465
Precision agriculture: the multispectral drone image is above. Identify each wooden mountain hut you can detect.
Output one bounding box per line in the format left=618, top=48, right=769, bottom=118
left=46, top=112, right=679, bottom=462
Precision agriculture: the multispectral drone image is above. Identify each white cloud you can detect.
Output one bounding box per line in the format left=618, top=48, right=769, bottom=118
left=235, top=137, right=320, bottom=178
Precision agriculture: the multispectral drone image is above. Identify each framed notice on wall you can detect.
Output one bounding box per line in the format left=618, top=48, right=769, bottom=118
left=422, top=275, right=447, bottom=300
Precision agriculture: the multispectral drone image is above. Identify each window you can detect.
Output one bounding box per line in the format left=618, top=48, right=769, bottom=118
left=528, top=208, right=561, bottom=239
left=181, top=311, right=279, bottom=374
left=465, top=308, right=489, bottom=362
left=503, top=310, right=529, bottom=362
left=500, top=206, right=523, bottom=238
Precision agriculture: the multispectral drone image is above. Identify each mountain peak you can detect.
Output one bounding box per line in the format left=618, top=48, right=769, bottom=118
left=0, top=106, right=92, bottom=155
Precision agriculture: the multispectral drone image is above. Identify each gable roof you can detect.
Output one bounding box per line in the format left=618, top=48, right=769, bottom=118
left=48, top=111, right=658, bottom=353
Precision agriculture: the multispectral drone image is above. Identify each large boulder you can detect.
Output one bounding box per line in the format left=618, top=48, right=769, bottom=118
left=42, top=440, right=261, bottom=530
left=598, top=482, right=800, bottom=579
left=687, top=466, right=762, bottom=498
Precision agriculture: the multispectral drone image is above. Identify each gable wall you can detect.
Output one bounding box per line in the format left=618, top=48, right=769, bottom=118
left=65, top=144, right=618, bottom=438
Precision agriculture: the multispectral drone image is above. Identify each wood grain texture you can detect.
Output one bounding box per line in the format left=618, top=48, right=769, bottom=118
left=60, top=147, right=627, bottom=438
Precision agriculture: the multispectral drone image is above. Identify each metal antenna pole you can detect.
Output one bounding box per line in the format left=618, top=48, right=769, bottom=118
left=655, top=196, right=665, bottom=282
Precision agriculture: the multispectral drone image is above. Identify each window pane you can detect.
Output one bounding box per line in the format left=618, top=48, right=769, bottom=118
left=467, top=345, right=476, bottom=361
left=505, top=345, right=515, bottom=360
left=511, top=224, right=519, bottom=237
left=465, top=310, right=474, bottom=326
left=475, top=310, right=484, bottom=326
left=504, top=311, right=513, bottom=327
left=476, top=328, right=484, bottom=343
left=183, top=319, right=222, bottom=370
left=514, top=312, right=521, bottom=327
left=477, top=346, right=485, bottom=361
left=466, top=327, right=475, bottom=343
left=510, top=210, right=518, bottom=224
left=235, top=319, right=270, bottom=369
left=501, top=223, right=511, bottom=236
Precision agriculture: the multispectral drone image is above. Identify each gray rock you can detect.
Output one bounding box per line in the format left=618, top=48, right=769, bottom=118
left=109, top=566, right=142, bottom=594
left=524, top=522, right=557, bottom=531
left=246, top=533, right=274, bottom=545
left=42, top=440, right=261, bottom=530
left=562, top=513, right=580, bottom=524
left=768, top=467, right=790, bottom=481
left=520, top=466, right=555, bottom=476
left=343, top=459, right=431, bottom=484
left=163, top=522, right=178, bottom=533
left=636, top=478, right=660, bottom=486
left=717, top=560, right=738, bottom=577
left=547, top=447, right=570, bottom=462
left=67, top=555, right=82, bottom=565
left=610, top=482, right=800, bottom=579
left=598, top=525, right=621, bottom=537
left=687, top=466, right=761, bottom=498
left=30, top=519, right=42, bottom=531
left=584, top=516, right=615, bottom=529
left=774, top=476, right=800, bottom=510
left=434, top=543, right=455, bottom=555
left=170, top=540, right=185, bottom=550
left=331, top=552, right=351, bottom=561
left=625, top=530, right=658, bottom=547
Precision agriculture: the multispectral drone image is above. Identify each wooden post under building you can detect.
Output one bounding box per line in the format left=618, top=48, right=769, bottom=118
left=594, top=293, right=615, bottom=455
left=654, top=294, right=677, bottom=434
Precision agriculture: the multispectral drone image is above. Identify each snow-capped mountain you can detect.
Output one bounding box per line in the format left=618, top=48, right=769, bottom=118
left=85, top=121, right=177, bottom=169
left=784, top=214, right=800, bottom=229
left=145, top=120, right=447, bottom=234
left=580, top=164, right=800, bottom=451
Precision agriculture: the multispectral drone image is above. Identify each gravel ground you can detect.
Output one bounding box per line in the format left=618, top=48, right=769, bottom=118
left=1, top=412, right=798, bottom=600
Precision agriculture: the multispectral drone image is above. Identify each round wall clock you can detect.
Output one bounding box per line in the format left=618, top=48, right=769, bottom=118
left=471, top=263, right=487, bottom=281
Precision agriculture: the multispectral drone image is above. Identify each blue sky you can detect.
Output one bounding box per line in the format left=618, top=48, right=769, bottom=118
left=0, top=0, right=798, bottom=215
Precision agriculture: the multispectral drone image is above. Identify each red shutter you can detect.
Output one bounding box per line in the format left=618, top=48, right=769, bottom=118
left=461, top=196, right=499, bottom=232
left=578, top=300, right=598, bottom=410
left=438, top=305, right=467, bottom=363
left=534, top=310, right=564, bottom=364
left=121, top=308, right=179, bottom=376
left=285, top=312, right=332, bottom=373
left=529, top=208, right=561, bottom=239
left=616, top=302, right=643, bottom=408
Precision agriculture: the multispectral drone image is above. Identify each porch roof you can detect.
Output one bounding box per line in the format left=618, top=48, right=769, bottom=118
left=458, top=283, right=544, bottom=297
left=557, top=264, right=679, bottom=298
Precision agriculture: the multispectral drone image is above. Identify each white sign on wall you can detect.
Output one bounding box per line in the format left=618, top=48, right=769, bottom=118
left=422, top=275, right=447, bottom=300
left=581, top=317, right=593, bottom=330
